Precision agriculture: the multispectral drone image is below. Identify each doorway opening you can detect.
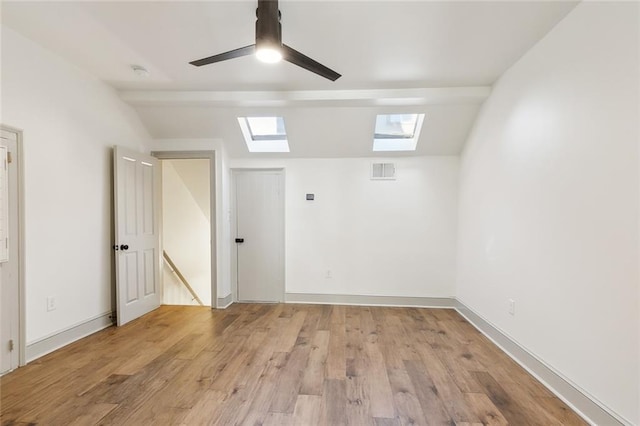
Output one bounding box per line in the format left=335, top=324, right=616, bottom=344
left=156, top=154, right=216, bottom=307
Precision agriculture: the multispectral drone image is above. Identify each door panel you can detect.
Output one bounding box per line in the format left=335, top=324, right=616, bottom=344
left=0, top=146, right=8, bottom=264
left=124, top=252, right=138, bottom=303
left=235, top=171, right=284, bottom=302
left=142, top=163, right=154, bottom=234
left=143, top=249, right=155, bottom=296
left=114, top=146, right=161, bottom=326
left=124, top=159, right=137, bottom=235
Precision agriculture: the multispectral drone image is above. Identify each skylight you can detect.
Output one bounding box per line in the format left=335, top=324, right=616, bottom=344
left=238, top=116, right=290, bottom=153
left=373, top=114, right=425, bottom=152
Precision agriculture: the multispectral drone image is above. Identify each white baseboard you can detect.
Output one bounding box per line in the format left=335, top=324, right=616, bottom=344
left=217, top=293, right=233, bottom=309
left=25, top=312, right=114, bottom=363
left=285, top=292, right=455, bottom=308
left=455, top=300, right=629, bottom=426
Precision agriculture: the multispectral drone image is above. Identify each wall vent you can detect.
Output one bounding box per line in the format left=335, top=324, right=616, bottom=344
left=371, top=162, right=396, bottom=180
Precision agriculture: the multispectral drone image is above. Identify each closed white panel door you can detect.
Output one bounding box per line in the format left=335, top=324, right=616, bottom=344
left=0, top=130, right=19, bottom=374
left=114, top=146, right=161, bottom=326
left=236, top=171, right=284, bottom=302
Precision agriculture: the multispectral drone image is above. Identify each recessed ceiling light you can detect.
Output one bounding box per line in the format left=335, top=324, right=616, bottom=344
left=131, top=65, right=150, bottom=78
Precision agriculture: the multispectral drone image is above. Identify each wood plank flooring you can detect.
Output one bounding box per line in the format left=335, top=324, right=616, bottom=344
left=1, top=304, right=586, bottom=425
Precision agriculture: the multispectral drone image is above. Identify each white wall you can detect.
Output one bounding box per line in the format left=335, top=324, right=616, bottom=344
left=0, top=27, right=151, bottom=343
left=230, top=156, right=459, bottom=298
left=456, top=3, right=639, bottom=424
left=171, top=159, right=211, bottom=222
left=161, top=160, right=211, bottom=305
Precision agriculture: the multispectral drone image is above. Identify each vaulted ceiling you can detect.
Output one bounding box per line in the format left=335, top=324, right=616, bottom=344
left=1, top=1, right=578, bottom=158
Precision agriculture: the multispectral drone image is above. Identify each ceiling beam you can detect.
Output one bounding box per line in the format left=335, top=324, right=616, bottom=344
left=119, top=87, right=491, bottom=108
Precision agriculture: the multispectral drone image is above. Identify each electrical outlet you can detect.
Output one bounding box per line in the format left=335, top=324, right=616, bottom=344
left=508, top=299, right=515, bottom=316
left=46, top=296, right=56, bottom=312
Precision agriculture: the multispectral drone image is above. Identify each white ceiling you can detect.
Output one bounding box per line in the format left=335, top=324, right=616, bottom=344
left=1, top=1, right=578, bottom=158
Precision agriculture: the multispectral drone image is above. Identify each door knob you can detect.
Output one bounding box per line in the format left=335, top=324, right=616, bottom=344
left=235, top=238, right=244, bottom=243
left=120, top=244, right=129, bottom=251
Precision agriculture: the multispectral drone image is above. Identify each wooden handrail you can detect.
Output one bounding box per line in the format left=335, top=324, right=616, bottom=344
left=162, top=250, right=204, bottom=306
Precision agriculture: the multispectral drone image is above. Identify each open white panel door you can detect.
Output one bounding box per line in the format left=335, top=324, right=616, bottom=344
left=114, top=146, right=161, bottom=326
left=0, top=132, right=17, bottom=374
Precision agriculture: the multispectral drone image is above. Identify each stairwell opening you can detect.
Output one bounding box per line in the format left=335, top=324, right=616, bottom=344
left=161, top=158, right=212, bottom=306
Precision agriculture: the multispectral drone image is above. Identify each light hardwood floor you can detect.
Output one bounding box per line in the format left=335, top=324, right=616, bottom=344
left=1, top=304, right=585, bottom=425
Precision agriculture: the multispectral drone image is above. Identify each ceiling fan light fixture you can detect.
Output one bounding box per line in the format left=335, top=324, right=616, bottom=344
left=189, top=0, right=341, bottom=80
left=256, top=46, right=283, bottom=63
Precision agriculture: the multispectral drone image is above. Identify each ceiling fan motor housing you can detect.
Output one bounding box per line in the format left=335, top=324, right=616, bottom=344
left=256, top=0, right=282, bottom=50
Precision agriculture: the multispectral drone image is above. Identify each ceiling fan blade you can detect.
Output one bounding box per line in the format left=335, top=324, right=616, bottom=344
left=282, top=44, right=341, bottom=81
left=190, top=45, right=256, bottom=67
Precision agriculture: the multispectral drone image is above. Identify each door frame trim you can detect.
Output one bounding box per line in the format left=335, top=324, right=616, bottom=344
left=151, top=150, right=218, bottom=308
left=0, top=124, right=26, bottom=369
left=231, top=168, right=285, bottom=304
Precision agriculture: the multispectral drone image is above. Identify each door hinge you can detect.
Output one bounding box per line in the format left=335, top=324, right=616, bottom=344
left=7, top=152, right=12, bottom=164
left=9, top=339, right=14, bottom=352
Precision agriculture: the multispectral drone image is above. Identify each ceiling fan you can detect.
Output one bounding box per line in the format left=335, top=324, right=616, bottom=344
left=189, top=0, right=341, bottom=81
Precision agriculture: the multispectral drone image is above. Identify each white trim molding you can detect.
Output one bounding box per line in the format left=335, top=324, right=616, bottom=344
left=217, top=293, right=233, bottom=309
left=25, top=312, right=114, bottom=363
left=120, top=87, right=491, bottom=108
left=285, top=293, right=455, bottom=308
left=455, top=300, right=628, bottom=426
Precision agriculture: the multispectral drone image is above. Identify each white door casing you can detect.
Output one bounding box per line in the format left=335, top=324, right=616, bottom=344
left=235, top=170, right=284, bottom=303
left=0, top=129, right=20, bottom=374
left=114, top=146, right=161, bottom=326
